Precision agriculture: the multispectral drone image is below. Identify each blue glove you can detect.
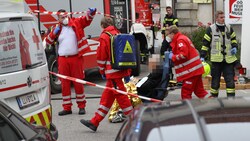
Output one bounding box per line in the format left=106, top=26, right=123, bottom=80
left=200, top=57, right=205, bottom=62
left=124, top=76, right=130, bottom=83
left=88, top=8, right=96, bottom=16
left=169, top=52, right=173, bottom=60
left=101, top=74, right=106, bottom=80
left=53, top=26, right=60, bottom=35
left=231, top=48, right=237, bottom=55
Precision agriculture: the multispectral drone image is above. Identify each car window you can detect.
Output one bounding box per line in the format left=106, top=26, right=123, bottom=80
left=0, top=19, right=46, bottom=75
left=199, top=107, right=250, bottom=123
left=0, top=103, right=37, bottom=140
left=0, top=116, right=20, bottom=141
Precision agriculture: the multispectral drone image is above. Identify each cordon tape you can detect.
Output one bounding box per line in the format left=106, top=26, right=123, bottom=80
left=49, top=71, right=163, bottom=103
left=31, top=10, right=161, bottom=28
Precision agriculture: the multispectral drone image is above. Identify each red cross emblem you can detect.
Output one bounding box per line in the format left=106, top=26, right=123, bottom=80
left=32, top=28, right=40, bottom=50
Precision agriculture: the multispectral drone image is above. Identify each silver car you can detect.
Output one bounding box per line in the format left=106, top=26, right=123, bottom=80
left=116, top=97, right=250, bottom=141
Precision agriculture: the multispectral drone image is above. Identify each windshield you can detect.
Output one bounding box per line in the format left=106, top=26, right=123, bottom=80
left=0, top=18, right=46, bottom=74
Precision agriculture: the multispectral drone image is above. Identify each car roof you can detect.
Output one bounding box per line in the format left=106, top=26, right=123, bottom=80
left=0, top=12, right=34, bottom=22
left=136, top=97, right=250, bottom=122
left=126, top=97, right=250, bottom=141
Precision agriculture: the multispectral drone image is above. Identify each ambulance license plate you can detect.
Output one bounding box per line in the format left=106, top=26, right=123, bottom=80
left=17, top=93, right=39, bottom=109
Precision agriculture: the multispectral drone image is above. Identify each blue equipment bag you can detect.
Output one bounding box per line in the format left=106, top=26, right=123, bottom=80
left=106, top=32, right=137, bottom=69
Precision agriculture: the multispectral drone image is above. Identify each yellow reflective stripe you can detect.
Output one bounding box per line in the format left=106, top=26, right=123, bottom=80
left=201, top=46, right=209, bottom=51
left=226, top=88, right=235, bottom=93
left=140, top=53, right=146, bottom=56
left=33, top=114, right=42, bottom=126
left=42, top=110, right=50, bottom=129
left=26, top=117, right=31, bottom=122
left=165, top=19, right=174, bottom=21
left=231, top=32, right=236, bottom=38
left=204, top=34, right=211, bottom=42
left=173, top=19, right=178, bottom=25
left=106, top=32, right=115, bottom=64
left=231, top=40, right=237, bottom=44
left=118, top=62, right=136, bottom=66
left=210, top=88, right=218, bottom=94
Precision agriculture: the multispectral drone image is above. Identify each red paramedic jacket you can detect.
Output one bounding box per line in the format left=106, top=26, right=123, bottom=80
left=170, top=32, right=204, bottom=82
left=45, top=14, right=93, bottom=56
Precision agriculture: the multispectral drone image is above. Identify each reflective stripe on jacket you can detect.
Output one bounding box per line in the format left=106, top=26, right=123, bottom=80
left=170, top=32, right=204, bottom=82
left=210, top=24, right=237, bottom=63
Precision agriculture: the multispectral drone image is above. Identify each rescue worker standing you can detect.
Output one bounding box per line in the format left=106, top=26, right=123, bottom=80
left=80, top=17, right=133, bottom=132
left=45, top=8, right=97, bottom=116
left=200, top=11, right=238, bottom=97
left=161, top=6, right=178, bottom=36
left=167, top=26, right=208, bottom=99
left=161, top=6, right=178, bottom=80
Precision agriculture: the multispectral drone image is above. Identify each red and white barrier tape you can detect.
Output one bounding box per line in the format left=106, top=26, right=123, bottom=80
left=31, top=10, right=161, bottom=28
left=49, top=71, right=162, bottom=103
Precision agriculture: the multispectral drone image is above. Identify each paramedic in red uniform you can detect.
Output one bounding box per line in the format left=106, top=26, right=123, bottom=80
left=80, top=17, right=133, bottom=132
left=45, top=8, right=96, bottom=116
left=167, top=26, right=208, bottom=99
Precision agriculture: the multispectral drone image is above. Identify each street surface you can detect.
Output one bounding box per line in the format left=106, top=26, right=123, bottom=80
left=51, top=64, right=250, bottom=141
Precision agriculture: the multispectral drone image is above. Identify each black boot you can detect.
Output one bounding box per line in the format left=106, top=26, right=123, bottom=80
left=79, top=108, right=86, bottom=115
left=227, top=93, right=235, bottom=97
left=58, top=110, right=72, bottom=116
left=80, top=119, right=97, bottom=132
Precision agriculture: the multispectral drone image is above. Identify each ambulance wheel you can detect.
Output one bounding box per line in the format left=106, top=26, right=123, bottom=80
left=131, top=40, right=141, bottom=76
left=47, top=55, right=62, bottom=94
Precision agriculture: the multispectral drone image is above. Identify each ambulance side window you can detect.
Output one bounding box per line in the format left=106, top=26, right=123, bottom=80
left=0, top=19, right=46, bottom=75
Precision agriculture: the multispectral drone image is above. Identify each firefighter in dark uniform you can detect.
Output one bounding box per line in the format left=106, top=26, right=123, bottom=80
left=162, top=6, right=179, bottom=28
left=161, top=6, right=179, bottom=55
left=200, top=10, right=238, bottom=97
left=161, top=6, right=178, bottom=38
left=160, top=6, right=178, bottom=80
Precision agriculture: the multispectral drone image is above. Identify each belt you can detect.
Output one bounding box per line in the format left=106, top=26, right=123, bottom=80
left=59, top=54, right=78, bottom=58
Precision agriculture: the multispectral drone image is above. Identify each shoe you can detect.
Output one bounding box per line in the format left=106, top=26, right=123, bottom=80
left=208, top=95, right=217, bottom=98
left=80, top=119, right=97, bottom=132
left=111, top=111, right=126, bottom=123
left=58, top=110, right=72, bottom=116
left=79, top=108, right=86, bottom=115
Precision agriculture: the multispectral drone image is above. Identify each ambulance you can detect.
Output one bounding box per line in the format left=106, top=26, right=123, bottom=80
left=0, top=0, right=58, bottom=139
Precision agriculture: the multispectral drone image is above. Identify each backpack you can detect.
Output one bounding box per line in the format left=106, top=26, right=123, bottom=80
left=106, top=32, right=137, bottom=69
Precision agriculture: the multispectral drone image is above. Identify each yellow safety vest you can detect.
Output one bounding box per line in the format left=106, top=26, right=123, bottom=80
left=210, top=24, right=237, bottom=63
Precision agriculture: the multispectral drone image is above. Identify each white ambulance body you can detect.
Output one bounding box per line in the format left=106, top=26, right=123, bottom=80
left=0, top=1, right=57, bottom=137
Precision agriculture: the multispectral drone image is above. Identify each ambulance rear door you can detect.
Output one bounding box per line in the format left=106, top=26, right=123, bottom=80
left=0, top=13, right=51, bottom=121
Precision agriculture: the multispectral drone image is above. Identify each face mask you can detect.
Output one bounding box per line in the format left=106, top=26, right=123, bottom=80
left=165, top=36, right=172, bottom=42
left=62, top=17, right=69, bottom=25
